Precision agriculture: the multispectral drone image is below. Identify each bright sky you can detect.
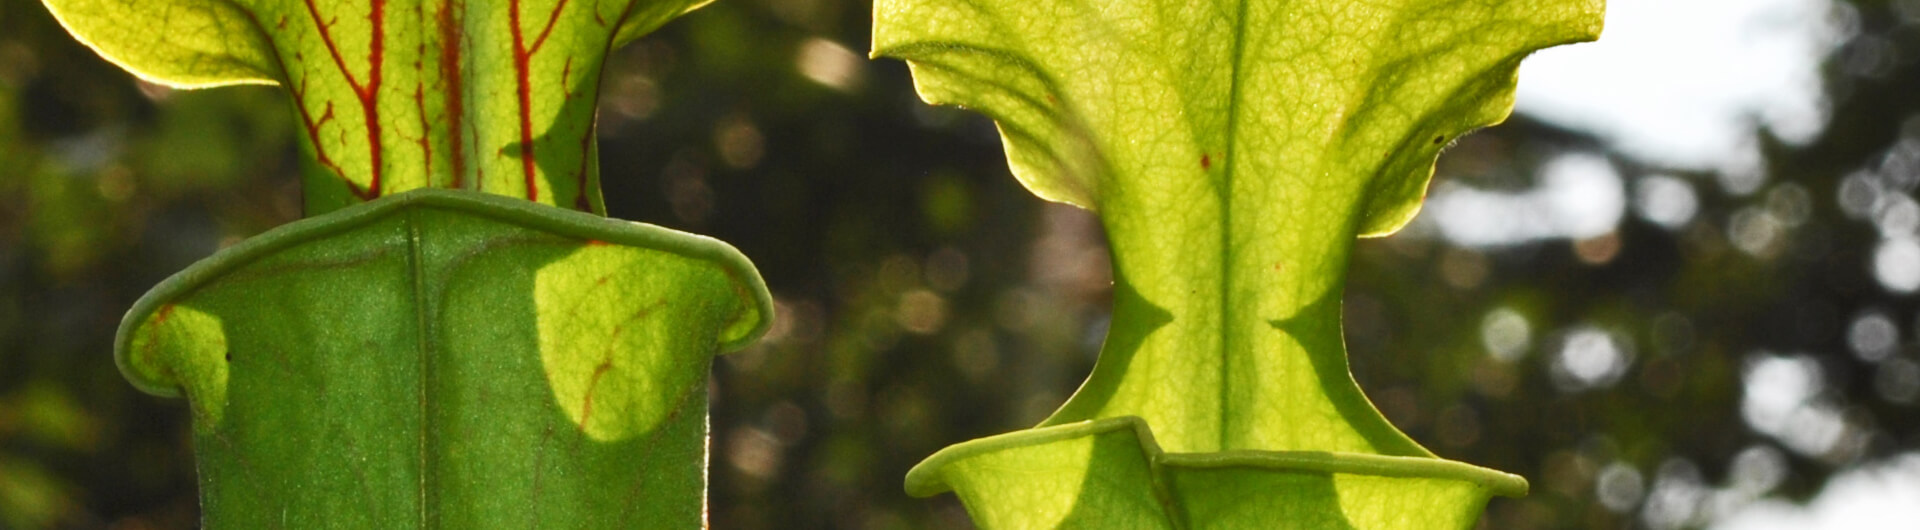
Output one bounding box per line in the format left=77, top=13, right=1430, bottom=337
left=1421, top=0, right=1848, bottom=247
left=1514, top=0, right=1844, bottom=173
left=1709, top=453, right=1920, bottom=530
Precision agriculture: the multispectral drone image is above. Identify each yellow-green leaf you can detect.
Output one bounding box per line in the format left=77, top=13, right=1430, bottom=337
left=43, top=0, right=713, bottom=214
left=875, top=0, right=1602, bottom=527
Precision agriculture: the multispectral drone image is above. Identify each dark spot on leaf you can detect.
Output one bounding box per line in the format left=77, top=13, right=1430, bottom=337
left=1201, top=154, right=1212, bottom=170
left=225, top=353, right=232, bottom=362
left=1433, top=135, right=1444, bottom=145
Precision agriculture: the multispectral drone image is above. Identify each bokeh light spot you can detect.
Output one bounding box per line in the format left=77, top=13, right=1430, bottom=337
left=1481, top=307, right=1532, bottom=363
left=1729, top=206, right=1785, bottom=258
left=1741, top=353, right=1860, bottom=458
left=1875, top=357, right=1920, bottom=404
left=795, top=38, right=864, bottom=92
left=1845, top=310, right=1898, bottom=362
left=1729, top=445, right=1789, bottom=495
left=1872, top=237, right=1920, bottom=293
left=1551, top=326, right=1633, bottom=391
left=1635, top=174, right=1700, bottom=229
left=1597, top=461, right=1647, bottom=513
left=894, top=289, right=948, bottom=335
left=1642, top=458, right=1707, bottom=530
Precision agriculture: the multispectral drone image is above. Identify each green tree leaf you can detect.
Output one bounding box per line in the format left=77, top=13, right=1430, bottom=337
left=42, top=0, right=711, bottom=215
left=874, top=0, right=1602, bottom=527
left=118, top=189, right=771, bottom=527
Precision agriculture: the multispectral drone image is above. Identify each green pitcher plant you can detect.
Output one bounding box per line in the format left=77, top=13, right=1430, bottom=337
left=42, top=0, right=771, bottom=526
left=873, top=0, right=1603, bottom=527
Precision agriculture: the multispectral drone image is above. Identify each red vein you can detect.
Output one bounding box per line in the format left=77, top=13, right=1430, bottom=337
left=414, top=85, right=432, bottom=178
left=510, top=0, right=542, bottom=201
left=578, top=0, right=647, bottom=211
left=471, top=131, right=486, bottom=193
left=140, top=304, right=178, bottom=369
left=301, top=0, right=386, bottom=199
left=575, top=138, right=594, bottom=212
left=300, top=0, right=362, bottom=100
left=292, top=77, right=350, bottom=184
left=527, top=425, right=555, bottom=528
left=528, top=0, right=571, bottom=57
left=577, top=297, right=665, bottom=428
left=437, top=0, right=467, bottom=188
left=232, top=9, right=364, bottom=202
left=571, top=58, right=598, bottom=212
left=363, top=0, right=387, bottom=197
left=411, top=13, right=432, bottom=182
left=559, top=56, right=594, bottom=211
left=578, top=360, right=613, bottom=430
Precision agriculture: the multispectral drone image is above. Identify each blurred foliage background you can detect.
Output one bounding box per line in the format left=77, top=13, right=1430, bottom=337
left=2, top=0, right=1918, bottom=528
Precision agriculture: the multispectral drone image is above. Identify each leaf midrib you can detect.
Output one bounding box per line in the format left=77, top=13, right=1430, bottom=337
left=1215, top=0, right=1249, bottom=453
left=405, top=207, right=433, bottom=527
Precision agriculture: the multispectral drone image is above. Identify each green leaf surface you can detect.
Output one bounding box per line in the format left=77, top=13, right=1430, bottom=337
left=117, top=189, right=771, bottom=527
left=43, top=0, right=711, bottom=214
left=874, top=0, right=1601, bottom=527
